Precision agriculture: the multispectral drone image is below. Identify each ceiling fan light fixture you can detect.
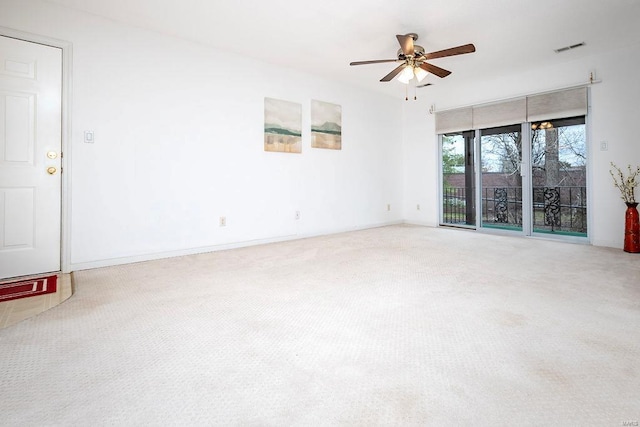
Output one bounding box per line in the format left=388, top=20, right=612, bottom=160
left=398, top=65, right=414, bottom=84
left=532, top=121, right=554, bottom=130
left=414, top=66, right=428, bottom=82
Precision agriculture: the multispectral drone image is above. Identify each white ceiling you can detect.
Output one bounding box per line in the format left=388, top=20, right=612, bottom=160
left=46, top=0, right=640, bottom=98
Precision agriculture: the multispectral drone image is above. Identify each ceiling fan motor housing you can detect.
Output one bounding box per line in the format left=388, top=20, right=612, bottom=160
left=397, top=45, right=425, bottom=60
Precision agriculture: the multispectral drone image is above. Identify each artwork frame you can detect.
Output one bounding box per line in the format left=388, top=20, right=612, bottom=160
left=264, top=97, right=302, bottom=153
left=311, top=100, right=342, bottom=150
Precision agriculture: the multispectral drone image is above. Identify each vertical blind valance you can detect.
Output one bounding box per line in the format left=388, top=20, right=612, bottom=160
left=435, top=86, right=588, bottom=134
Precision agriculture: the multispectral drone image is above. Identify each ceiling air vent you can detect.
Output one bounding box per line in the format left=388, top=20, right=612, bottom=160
left=554, top=42, right=585, bottom=53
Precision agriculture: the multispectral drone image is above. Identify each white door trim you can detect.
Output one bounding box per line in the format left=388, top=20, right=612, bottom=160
left=0, top=26, right=73, bottom=274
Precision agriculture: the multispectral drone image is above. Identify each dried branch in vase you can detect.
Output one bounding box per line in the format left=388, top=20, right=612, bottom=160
left=610, top=162, right=640, bottom=204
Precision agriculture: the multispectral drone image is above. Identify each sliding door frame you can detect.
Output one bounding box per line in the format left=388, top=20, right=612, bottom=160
left=474, top=124, right=533, bottom=236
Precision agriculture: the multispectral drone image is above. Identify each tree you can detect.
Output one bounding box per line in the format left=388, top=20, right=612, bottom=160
left=480, top=131, right=522, bottom=187
left=442, top=135, right=464, bottom=175
left=532, top=124, right=586, bottom=187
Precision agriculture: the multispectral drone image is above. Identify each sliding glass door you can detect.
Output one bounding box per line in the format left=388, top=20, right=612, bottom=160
left=530, top=117, right=587, bottom=236
left=440, top=117, right=587, bottom=240
left=441, top=131, right=475, bottom=227
left=437, top=87, right=589, bottom=241
left=479, top=125, right=523, bottom=232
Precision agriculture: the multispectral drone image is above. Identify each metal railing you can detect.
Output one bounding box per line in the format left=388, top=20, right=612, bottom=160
left=442, top=186, right=587, bottom=234
left=442, top=186, right=472, bottom=225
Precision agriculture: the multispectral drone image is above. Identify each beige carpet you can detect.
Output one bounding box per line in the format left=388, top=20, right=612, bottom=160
left=1, top=225, right=639, bottom=425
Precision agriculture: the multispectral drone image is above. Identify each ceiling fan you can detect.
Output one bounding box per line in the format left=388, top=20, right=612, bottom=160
left=350, top=33, right=475, bottom=84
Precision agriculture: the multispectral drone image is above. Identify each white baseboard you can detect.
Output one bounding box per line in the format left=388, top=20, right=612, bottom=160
left=67, top=220, right=404, bottom=272
left=402, top=220, right=437, bottom=227
left=590, top=238, right=621, bottom=249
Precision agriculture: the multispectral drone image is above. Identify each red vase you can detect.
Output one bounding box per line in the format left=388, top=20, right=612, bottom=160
left=624, top=202, right=640, bottom=253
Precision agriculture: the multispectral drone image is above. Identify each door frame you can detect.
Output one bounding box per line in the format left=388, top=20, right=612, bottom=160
left=0, top=26, right=73, bottom=274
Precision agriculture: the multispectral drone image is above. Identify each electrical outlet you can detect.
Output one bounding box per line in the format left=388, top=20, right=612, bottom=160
left=295, top=211, right=300, bottom=220
left=219, top=216, right=226, bottom=227
left=417, top=204, right=421, bottom=210
left=387, top=204, right=391, bottom=211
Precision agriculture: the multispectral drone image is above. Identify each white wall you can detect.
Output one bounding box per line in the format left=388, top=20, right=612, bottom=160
left=0, top=0, right=404, bottom=270
left=402, top=43, right=640, bottom=248
left=2, top=0, right=634, bottom=275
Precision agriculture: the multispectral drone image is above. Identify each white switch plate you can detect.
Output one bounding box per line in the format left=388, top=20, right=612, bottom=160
left=84, top=130, right=94, bottom=143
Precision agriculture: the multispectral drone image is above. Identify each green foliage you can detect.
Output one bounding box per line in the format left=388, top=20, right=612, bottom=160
left=442, top=136, right=464, bottom=175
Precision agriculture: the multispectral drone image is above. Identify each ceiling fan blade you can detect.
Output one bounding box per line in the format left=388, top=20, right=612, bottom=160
left=419, top=62, right=452, bottom=78
left=396, top=34, right=415, bottom=56
left=350, top=59, right=399, bottom=66
left=416, top=83, right=433, bottom=88
left=424, top=44, right=476, bottom=60
left=380, top=64, right=406, bottom=82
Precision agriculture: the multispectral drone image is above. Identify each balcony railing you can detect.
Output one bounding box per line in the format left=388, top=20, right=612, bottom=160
left=442, top=186, right=587, bottom=235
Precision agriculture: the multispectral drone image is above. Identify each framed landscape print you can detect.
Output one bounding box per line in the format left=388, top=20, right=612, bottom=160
left=311, top=100, right=341, bottom=150
left=264, top=97, right=302, bottom=153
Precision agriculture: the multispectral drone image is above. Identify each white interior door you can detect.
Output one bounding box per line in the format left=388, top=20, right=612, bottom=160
left=0, top=36, right=62, bottom=280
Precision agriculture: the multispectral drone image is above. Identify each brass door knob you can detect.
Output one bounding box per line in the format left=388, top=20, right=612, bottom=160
left=47, top=166, right=57, bottom=175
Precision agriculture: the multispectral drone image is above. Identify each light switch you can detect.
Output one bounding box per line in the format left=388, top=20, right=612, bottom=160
left=84, top=130, right=94, bottom=143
